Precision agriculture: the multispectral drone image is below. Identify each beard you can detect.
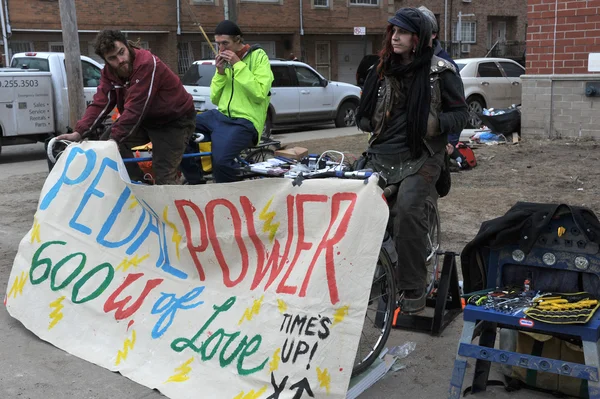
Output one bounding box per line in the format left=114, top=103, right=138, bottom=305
left=115, top=60, right=132, bottom=79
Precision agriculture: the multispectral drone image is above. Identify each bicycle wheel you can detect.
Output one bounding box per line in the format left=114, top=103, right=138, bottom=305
left=424, top=196, right=442, bottom=296
left=243, top=148, right=275, bottom=164
left=352, top=246, right=396, bottom=377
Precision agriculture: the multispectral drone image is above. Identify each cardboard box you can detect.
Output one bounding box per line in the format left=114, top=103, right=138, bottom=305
left=274, top=147, right=308, bottom=161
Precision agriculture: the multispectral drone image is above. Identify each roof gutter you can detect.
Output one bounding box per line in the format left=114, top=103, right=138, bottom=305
left=11, top=29, right=170, bottom=33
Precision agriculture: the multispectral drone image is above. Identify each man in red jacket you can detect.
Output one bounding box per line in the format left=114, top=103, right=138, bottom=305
left=57, top=30, right=196, bottom=185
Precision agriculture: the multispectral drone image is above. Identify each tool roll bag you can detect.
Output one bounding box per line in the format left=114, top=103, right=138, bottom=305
left=496, top=205, right=600, bottom=398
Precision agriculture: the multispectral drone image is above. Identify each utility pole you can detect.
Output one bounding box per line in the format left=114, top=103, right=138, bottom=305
left=58, top=0, right=86, bottom=129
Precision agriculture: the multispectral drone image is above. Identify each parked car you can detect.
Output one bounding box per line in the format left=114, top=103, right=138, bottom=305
left=454, top=57, right=525, bottom=128
left=181, top=59, right=361, bottom=138
left=355, top=54, right=379, bottom=88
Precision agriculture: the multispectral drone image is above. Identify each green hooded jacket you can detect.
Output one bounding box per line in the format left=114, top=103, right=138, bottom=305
left=210, top=45, right=273, bottom=141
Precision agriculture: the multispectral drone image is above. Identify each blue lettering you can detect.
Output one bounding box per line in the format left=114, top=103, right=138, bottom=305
left=127, top=200, right=187, bottom=280
left=97, top=186, right=148, bottom=248
left=40, top=147, right=97, bottom=210
left=70, top=157, right=119, bottom=235
left=151, top=286, right=205, bottom=339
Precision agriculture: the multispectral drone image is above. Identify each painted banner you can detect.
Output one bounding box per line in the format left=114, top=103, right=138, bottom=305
left=5, top=141, right=389, bottom=399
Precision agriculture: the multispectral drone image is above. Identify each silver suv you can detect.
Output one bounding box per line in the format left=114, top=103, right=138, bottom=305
left=181, top=59, right=361, bottom=138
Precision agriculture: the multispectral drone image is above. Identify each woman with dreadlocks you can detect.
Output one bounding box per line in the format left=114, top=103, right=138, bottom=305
left=356, top=7, right=468, bottom=314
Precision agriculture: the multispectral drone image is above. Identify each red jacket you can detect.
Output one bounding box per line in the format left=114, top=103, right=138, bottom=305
left=75, top=48, right=194, bottom=142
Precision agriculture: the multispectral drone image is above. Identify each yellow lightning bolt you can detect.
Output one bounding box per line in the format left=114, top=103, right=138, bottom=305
left=259, top=197, right=280, bottom=242
left=269, top=348, right=281, bottom=372
left=332, top=305, right=350, bottom=326
left=115, top=329, right=136, bottom=366
left=116, top=254, right=150, bottom=272
left=48, top=296, right=66, bottom=330
left=238, top=295, right=264, bottom=325
left=277, top=299, right=287, bottom=313
left=7, top=271, right=28, bottom=299
left=233, top=385, right=267, bottom=399
left=163, top=206, right=182, bottom=260
left=316, top=367, right=331, bottom=394
left=30, top=217, right=41, bottom=243
left=164, top=357, right=195, bottom=383
left=128, top=195, right=139, bottom=210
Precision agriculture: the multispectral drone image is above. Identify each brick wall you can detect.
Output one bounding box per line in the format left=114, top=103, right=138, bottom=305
left=7, top=0, right=176, bottom=31
left=527, top=0, right=600, bottom=74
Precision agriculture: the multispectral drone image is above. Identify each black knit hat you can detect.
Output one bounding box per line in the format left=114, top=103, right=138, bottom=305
left=215, top=20, right=243, bottom=36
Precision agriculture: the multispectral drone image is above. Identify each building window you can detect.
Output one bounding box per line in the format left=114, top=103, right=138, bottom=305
left=241, top=0, right=280, bottom=3
left=254, top=41, right=276, bottom=58
left=191, top=0, right=214, bottom=3
left=178, top=42, right=194, bottom=75
left=201, top=42, right=217, bottom=59
left=49, top=42, right=65, bottom=52
left=350, top=0, right=378, bottom=5
left=8, top=41, right=33, bottom=58
left=313, top=0, right=329, bottom=6
left=455, top=21, right=476, bottom=44
left=315, top=41, right=330, bottom=80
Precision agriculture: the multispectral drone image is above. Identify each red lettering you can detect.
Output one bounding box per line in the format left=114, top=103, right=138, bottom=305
left=301, top=192, right=357, bottom=304
left=103, top=273, right=163, bottom=320
left=206, top=199, right=248, bottom=288
left=277, top=194, right=327, bottom=295
left=265, top=195, right=295, bottom=290
left=240, top=195, right=296, bottom=291
left=175, top=199, right=209, bottom=281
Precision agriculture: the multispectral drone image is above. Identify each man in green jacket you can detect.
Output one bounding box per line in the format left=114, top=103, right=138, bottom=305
left=194, top=20, right=274, bottom=183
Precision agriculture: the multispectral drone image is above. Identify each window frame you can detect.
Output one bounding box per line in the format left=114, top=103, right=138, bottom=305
left=8, top=41, right=34, bottom=58
left=49, top=42, right=65, bottom=52
left=294, top=65, right=323, bottom=87
left=177, top=42, right=194, bottom=75
left=477, top=62, right=503, bottom=78
left=313, top=0, right=329, bottom=7
left=349, top=0, right=378, bottom=6
left=499, top=61, right=525, bottom=78
left=455, top=21, right=476, bottom=44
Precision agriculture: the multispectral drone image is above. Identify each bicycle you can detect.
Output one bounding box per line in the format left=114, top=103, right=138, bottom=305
left=286, top=162, right=442, bottom=377
left=45, top=131, right=281, bottom=184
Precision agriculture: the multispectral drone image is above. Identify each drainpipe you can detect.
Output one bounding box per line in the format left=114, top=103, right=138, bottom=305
left=176, top=0, right=181, bottom=35
left=224, top=0, right=229, bottom=20
left=299, top=0, right=304, bottom=61
left=0, top=0, right=9, bottom=66
left=444, top=0, right=448, bottom=47
left=299, top=0, right=304, bottom=36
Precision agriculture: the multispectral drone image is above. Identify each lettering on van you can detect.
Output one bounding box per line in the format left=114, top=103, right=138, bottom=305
left=0, top=79, right=39, bottom=88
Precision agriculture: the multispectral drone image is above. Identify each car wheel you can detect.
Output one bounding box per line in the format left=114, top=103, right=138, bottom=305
left=262, top=112, right=273, bottom=140
left=466, top=96, right=485, bottom=128
left=335, top=101, right=357, bottom=128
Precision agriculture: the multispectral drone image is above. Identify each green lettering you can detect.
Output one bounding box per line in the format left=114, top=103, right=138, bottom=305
left=237, top=335, right=268, bottom=375
left=50, top=252, right=85, bottom=291
left=71, top=263, right=114, bottom=304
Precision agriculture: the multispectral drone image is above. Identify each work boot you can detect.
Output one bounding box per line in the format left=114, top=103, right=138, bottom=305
left=398, top=288, right=427, bottom=314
